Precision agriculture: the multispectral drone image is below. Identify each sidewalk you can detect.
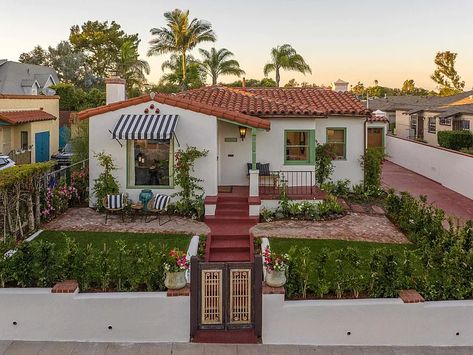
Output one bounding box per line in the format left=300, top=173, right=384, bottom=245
left=382, top=160, right=473, bottom=223
left=0, top=341, right=472, bottom=355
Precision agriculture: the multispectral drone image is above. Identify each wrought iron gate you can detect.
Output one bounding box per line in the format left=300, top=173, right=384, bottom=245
left=190, top=256, right=262, bottom=338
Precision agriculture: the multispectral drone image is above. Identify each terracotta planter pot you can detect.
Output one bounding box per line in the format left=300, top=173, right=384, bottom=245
left=165, top=271, right=187, bottom=290
left=265, top=269, right=287, bottom=288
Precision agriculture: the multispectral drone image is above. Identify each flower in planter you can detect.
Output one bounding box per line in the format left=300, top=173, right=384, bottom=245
left=163, top=248, right=190, bottom=272
left=263, top=246, right=289, bottom=272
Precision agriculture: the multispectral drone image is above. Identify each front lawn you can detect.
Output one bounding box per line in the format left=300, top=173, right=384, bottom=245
left=268, top=238, right=416, bottom=300
left=34, top=231, right=191, bottom=254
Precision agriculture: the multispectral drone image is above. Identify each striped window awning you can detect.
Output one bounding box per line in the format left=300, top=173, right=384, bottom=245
left=112, top=114, right=179, bottom=140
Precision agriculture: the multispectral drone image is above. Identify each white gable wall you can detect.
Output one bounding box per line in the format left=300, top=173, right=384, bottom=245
left=88, top=102, right=218, bottom=206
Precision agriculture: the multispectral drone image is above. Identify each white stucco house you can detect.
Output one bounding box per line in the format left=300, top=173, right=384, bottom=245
left=79, top=78, right=372, bottom=216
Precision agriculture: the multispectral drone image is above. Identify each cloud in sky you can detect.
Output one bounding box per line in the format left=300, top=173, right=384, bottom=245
left=2, top=0, right=472, bottom=89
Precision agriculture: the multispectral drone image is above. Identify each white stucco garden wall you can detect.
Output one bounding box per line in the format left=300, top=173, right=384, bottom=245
left=0, top=289, right=189, bottom=342
left=386, top=134, right=473, bottom=199
left=88, top=102, right=218, bottom=205
left=263, top=294, right=473, bottom=346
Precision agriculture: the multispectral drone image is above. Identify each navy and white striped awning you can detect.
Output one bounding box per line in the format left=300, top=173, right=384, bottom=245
left=112, top=114, right=179, bottom=140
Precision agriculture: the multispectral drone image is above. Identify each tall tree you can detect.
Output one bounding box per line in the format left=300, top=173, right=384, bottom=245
left=263, top=44, right=311, bottom=87
left=18, top=46, right=49, bottom=66
left=431, top=51, right=465, bottom=96
left=148, top=9, right=216, bottom=90
left=160, top=54, right=206, bottom=89
left=284, top=78, right=299, bottom=87
left=401, top=79, right=415, bottom=94
left=198, top=48, right=245, bottom=85
left=116, top=40, right=150, bottom=95
left=69, top=21, right=140, bottom=80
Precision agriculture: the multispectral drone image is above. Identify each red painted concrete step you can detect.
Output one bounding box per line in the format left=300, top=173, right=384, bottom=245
left=215, top=209, right=249, bottom=217
left=193, top=329, right=258, bottom=344
left=208, top=250, right=250, bottom=262
left=205, top=215, right=259, bottom=222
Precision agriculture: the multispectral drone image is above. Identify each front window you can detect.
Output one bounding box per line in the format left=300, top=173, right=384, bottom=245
left=461, top=120, right=470, bottom=130
left=127, top=139, right=173, bottom=187
left=20, top=131, right=28, bottom=150
left=428, top=117, right=436, bottom=134
left=326, top=128, right=346, bottom=160
left=284, top=130, right=315, bottom=164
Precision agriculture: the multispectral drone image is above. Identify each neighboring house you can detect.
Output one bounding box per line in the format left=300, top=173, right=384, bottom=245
left=366, top=110, right=389, bottom=149
left=370, top=91, right=473, bottom=146
left=0, top=60, right=59, bottom=95
left=79, top=78, right=371, bottom=216
left=0, top=95, right=60, bottom=163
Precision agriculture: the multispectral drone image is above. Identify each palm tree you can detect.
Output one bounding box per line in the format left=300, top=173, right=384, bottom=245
left=116, top=40, right=150, bottom=95
left=148, top=9, right=216, bottom=90
left=198, top=48, right=245, bottom=85
left=263, top=44, right=312, bottom=87
left=160, top=54, right=206, bottom=89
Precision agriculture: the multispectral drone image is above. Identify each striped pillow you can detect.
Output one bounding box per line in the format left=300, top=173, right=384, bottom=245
left=153, top=194, right=171, bottom=211
left=107, top=194, right=123, bottom=209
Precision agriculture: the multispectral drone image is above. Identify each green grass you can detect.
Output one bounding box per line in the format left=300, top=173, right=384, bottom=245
left=34, top=231, right=191, bottom=254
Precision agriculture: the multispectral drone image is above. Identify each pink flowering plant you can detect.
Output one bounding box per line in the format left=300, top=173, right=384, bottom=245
left=263, top=246, right=290, bottom=272
left=163, top=248, right=190, bottom=273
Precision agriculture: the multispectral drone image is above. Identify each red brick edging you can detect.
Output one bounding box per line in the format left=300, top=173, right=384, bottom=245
left=51, top=280, right=79, bottom=294
left=262, top=282, right=285, bottom=295
left=167, top=284, right=190, bottom=297
left=399, top=289, right=424, bottom=303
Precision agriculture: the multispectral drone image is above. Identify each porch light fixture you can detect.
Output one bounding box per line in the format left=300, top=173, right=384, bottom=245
left=239, top=126, right=247, bottom=141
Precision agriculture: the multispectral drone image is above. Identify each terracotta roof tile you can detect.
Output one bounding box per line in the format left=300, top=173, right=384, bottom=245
left=177, top=86, right=370, bottom=117
left=0, top=110, right=56, bottom=124
left=78, top=93, right=270, bottom=130
left=367, top=115, right=389, bottom=122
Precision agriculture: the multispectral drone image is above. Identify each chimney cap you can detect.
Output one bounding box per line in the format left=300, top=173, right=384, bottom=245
left=105, top=76, right=126, bottom=85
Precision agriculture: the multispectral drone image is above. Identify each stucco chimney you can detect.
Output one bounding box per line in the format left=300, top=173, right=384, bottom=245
left=105, top=77, right=126, bottom=104
left=242, top=77, right=246, bottom=88
left=332, top=79, right=349, bottom=92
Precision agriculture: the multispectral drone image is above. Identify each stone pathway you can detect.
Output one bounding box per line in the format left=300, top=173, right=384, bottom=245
left=0, top=341, right=471, bottom=355
left=252, top=213, right=409, bottom=244
left=382, top=160, right=473, bottom=224
left=43, top=208, right=209, bottom=236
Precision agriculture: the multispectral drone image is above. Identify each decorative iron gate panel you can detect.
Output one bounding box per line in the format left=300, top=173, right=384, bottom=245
left=190, top=256, right=263, bottom=338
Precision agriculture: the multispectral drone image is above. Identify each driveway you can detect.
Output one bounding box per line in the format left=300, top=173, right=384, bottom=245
left=0, top=341, right=471, bottom=355
left=382, top=160, right=473, bottom=223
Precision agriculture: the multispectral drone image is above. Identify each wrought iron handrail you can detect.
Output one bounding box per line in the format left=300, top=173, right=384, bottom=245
left=44, top=159, right=89, bottom=189
left=259, top=170, right=314, bottom=196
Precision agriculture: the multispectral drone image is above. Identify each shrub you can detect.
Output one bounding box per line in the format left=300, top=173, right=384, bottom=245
left=321, top=179, right=350, bottom=198
left=92, top=152, right=119, bottom=210
left=314, top=143, right=335, bottom=186
left=285, top=246, right=314, bottom=299
left=437, top=130, right=473, bottom=151
left=360, top=147, right=385, bottom=191
left=333, top=247, right=365, bottom=298
left=369, top=248, right=401, bottom=298
left=318, top=195, right=344, bottom=217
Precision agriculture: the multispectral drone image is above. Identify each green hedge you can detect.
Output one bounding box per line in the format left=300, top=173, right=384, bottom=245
left=437, top=130, right=473, bottom=151
left=0, top=161, right=52, bottom=189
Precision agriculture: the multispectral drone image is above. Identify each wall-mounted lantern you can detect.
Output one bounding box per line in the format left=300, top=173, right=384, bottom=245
left=239, top=126, right=248, bottom=141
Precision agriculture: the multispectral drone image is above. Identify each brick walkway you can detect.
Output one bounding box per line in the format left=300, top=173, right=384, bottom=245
left=382, top=160, right=473, bottom=224
left=0, top=341, right=470, bottom=355
left=43, top=208, right=209, bottom=236
left=252, top=213, right=408, bottom=244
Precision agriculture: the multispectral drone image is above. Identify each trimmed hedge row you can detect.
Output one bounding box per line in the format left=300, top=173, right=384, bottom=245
left=437, top=130, right=473, bottom=151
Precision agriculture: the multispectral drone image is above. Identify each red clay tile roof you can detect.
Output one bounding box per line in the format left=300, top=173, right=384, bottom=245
left=0, top=110, right=56, bottom=124
left=177, top=86, right=371, bottom=117
left=78, top=93, right=271, bottom=130
left=367, top=115, right=389, bottom=122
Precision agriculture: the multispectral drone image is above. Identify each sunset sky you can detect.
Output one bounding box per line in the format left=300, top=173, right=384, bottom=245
left=2, top=0, right=472, bottom=90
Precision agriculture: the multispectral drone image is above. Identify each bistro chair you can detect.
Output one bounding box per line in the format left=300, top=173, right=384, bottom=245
left=145, top=194, right=172, bottom=225
left=103, top=194, right=126, bottom=224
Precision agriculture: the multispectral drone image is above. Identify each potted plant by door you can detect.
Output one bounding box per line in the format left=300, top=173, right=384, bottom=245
left=164, top=248, right=189, bottom=290
left=263, top=246, right=289, bottom=288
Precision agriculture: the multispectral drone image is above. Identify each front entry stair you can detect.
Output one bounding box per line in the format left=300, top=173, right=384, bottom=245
left=204, top=194, right=258, bottom=264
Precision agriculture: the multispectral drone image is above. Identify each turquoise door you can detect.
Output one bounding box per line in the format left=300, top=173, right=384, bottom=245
left=35, top=131, right=50, bottom=162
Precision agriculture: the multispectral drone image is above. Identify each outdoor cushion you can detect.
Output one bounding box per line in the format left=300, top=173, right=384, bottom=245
left=153, top=194, right=171, bottom=211
left=259, top=163, right=270, bottom=176
left=107, top=194, right=123, bottom=209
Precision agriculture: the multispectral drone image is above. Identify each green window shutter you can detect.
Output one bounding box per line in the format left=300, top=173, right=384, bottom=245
left=309, top=129, right=315, bottom=164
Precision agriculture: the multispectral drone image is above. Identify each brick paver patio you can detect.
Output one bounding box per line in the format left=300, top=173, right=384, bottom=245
left=252, top=213, right=408, bottom=244
left=382, top=160, right=473, bottom=224
left=0, top=341, right=471, bottom=355
left=43, top=208, right=209, bottom=236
